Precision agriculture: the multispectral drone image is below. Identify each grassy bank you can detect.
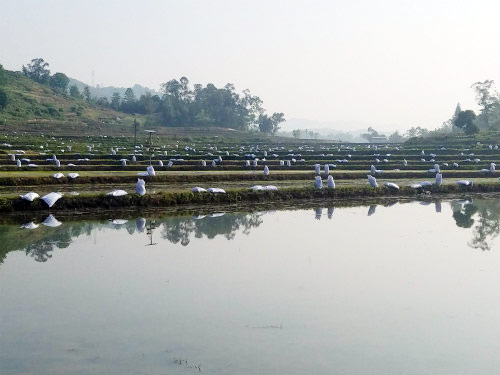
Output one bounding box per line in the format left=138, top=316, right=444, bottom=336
left=2, top=183, right=498, bottom=213
left=0, top=170, right=498, bottom=186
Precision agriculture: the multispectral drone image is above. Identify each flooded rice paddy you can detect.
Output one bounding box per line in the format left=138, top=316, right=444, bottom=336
left=2, top=197, right=500, bottom=374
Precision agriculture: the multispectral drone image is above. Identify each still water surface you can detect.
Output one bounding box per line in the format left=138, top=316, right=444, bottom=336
left=1, top=198, right=500, bottom=375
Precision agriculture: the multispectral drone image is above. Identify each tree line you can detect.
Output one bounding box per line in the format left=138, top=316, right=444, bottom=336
left=0, top=64, right=6, bottom=112
left=19, top=58, right=285, bottom=133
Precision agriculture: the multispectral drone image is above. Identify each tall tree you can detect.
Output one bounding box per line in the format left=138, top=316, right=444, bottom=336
left=471, top=80, right=499, bottom=129
left=22, top=58, right=51, bottom=84
left=111, top=92, right=121, bottom=110
left=69, top=84, right=81, bottom=98
left=121, top=88, right=137, bottom=113
left=179, top=77, right=192, bottom=101
left=270, top=112, right=285, bottom=133
left=258, top=112, right=285, bottom=134
left=124, top=87, right=136, bottom=102
left=49, top=72, right=69, bottom=93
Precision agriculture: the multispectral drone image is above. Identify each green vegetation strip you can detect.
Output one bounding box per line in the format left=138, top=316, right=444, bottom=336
left=3, top=183, right=500, bottom=212
left=0, top=170, right=498, bottom=186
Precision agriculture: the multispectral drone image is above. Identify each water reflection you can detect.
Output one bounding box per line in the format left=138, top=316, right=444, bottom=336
left=452, top=200, right=477, bottom=228
left=6, top=201, right=500, bottom=375
left=42, top=214, right=62, bottom=227
left=327, top=207, right=334, bottom=219
left=435, top=201, right=442, bottom=213
left=23, top=221, right=93, bottom=262
left=3, top=197, right=500, bottom=264
left=314, top=207, right=334, bottom=220
left=0, top=211, right=265, bottom=263
left=145, top=220, right=158, bottom=246
left=160, top=212, right=263, bottom=246
left=450, top=199, right=500, bottom=250
left=136, top=217, right=146, bottom=232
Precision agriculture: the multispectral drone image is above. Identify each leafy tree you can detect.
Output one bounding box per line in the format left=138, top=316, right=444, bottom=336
left=121, top=88, right=137, bottom=113
left=0, top=64, right=6, bottom=85
left=388, top=130, right=405, bottom=143
left=83, top=86, right=91, bottom=102
left=96, top=96, right=109, bottom=106
left=22, top=58, right=51, bottom=84
left=69, top=84, right=81, bottom=98
left=179, top=77, right=192, bottom=101
left=270, top=112, right=285, bottom=133
left=292, top=129, right=301, bottom=138
left=405, top=127, right=417, bottom=138
left=111, top=92, right=121, bottom=110
left=464, top=122, right=479, bottom=136
left=258, top=112, right=285, bottom=134
left=258, top=115, right=273, bottom=133
left=0, top=89, right=7, bottom=111
left=405, top=126, right=429, bottom=138
left=161, top=79, right=182, bottom=99
left=454, top=110, right=479, bottom=135
left=471, top=80, right=499, bottom=129
left=138, top=92, right=160, bottom=114
left=49, top=72, right=69, bottom=93
left=124, top=87, right=136, bottom=102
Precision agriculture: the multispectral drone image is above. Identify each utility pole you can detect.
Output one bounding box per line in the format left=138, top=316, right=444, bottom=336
left=133, top=115, right=138, bottom=151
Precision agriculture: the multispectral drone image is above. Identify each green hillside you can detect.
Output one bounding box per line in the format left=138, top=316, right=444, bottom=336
left=0, top=69, right=140, bottom=134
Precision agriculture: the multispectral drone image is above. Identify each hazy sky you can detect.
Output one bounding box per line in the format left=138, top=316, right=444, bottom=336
left=2, top=0, right=500, bottom=131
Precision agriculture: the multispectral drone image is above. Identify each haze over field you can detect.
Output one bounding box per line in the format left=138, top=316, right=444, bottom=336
left=2, top=0, right=500, bottom=131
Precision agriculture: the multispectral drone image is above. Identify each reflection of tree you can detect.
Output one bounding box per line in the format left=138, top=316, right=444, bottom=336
left=450, top=200, right=500, bottom=251
left=451, top=202, right=477, bottom=228
left=26, top=241, right=54, bottom=262
left=469, top=201, right=500, bottom=251
left=160, top=212, right=264, bottom=246
left=24, top=222, right=95, bottom=262
left=161, top=218, right=195, bottom=246
left=1, top=212, right=266, bottom=264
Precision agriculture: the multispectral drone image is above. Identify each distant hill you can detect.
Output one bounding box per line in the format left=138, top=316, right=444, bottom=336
left=68, top=78, right=160, bottom=99
left=279, top=118, right=368, bottom=142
